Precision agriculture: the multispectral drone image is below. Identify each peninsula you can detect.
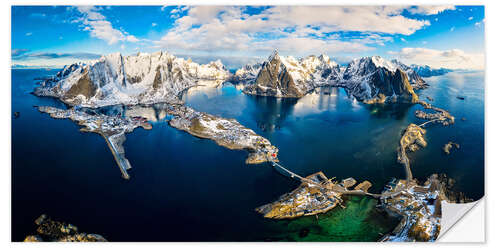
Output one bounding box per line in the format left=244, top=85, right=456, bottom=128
left=254, top=91, right=458, bottom=242
left=31, top=50, right=463, bottom=241
left=38, top=104, right=279, bottom=179
left=34, top=51, right=279, bottom=178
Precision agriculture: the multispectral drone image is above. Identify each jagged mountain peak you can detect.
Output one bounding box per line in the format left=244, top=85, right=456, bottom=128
left=208, top=59, right=226, bottom=70
left=268, top=49, right=280, bottom=62
left=34, top=51, right=230, bottom=107
left=356, top=56, right=397, bottom=72
left=318, top=54, right=329, bottom=61
left=242, top=50, right=343, bottom=98
left=317, top=54, right=336, bottom=66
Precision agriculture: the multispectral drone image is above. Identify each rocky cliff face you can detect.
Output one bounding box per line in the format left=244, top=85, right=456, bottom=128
left=391, top=59, right=428, bottom=89
left=237, top=52, right=419, bottom=103
left=243, top=50, right=342, bottom=98
left=36, top=50, right=426, bottom=106
left=34, top=52, right=230, bottom=107
left=342, top=56, right=419, bottom=103
left=24, top=214, right=107, bottom=242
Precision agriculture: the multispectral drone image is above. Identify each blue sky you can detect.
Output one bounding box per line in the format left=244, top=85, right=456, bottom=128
left=11, top=5, right=484, bottom=69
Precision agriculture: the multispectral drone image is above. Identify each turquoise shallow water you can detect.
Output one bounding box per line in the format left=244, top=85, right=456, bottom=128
left=269, top=196, right=400, bottom=242
left=12, top=69, right=484, bottom=241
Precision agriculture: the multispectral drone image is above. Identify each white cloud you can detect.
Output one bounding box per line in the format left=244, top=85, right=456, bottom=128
left=350, top=33, right=394, bottom=46
left=74, top=6, right=140, bottom=45
left=126, top=35, right=139, bottom=42
left=167, top=5, right=188, bottom=17
left=254, top=6, right=430, bottom=35
left=407, top=5, right=456, bottom=15
left=389, top=47, right=484, bottom=70
left=475, top=19, right=485, bottom=27
left=153, top=6, right=436, bottom=56
left=252, top=36, right=373, bottom=54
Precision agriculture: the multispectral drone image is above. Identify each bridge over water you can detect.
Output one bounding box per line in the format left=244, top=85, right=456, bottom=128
left=267, top=160, right=400, bottom=199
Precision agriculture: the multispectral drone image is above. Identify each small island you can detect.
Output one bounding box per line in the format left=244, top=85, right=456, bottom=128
left=254, top=95, right=459, bottom=242
left=38, top=103, right=279, bottom=179
left=24, top=214, right=107, bottom=242
left=29, top=50, right=469, bottom=242
left=443, top=141, right=460, bottom=155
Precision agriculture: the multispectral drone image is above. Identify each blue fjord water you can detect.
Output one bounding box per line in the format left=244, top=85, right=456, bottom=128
left=11, top=69, right=484, bottom=241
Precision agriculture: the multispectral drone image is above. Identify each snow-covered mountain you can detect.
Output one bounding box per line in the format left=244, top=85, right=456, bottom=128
left=390, top=59, right=427, bottom=89
left=236, top=52, right=419, bottom=103
left=411, top=64, right=453, bottom=77
left=243, top=50, right=342, bottom=98
left=35, top=50, right=435, bottom=106
left=230, top=62, right=263, bottom=84
left=34, top=51, right=230, bottom=107
left=342, top=56, right=418, bottom=103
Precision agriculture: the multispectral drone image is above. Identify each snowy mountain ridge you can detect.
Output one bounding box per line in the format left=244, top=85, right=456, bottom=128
left=239, top=51, right=419, bottom=102
left=342, top=56, right=418, bottom=103
left=242, top=51, right=342, bottom=98
left=34, top=50, right=445, bottom=107
left=410, top=64, right=453, bottom=77
left=231, top=62, right=263, bottom=84
left=34, top=51, right=230, bottom=107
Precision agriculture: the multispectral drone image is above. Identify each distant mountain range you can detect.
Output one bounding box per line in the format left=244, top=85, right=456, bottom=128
left=12, top=64, right=61, bottom=70
left=33, top=50, right=454, bottom=107
left=410, top=65, right=453, bottom=77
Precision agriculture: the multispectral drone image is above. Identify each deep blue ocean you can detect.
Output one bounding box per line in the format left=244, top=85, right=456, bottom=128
left=12, top=69, right=484, bottom=241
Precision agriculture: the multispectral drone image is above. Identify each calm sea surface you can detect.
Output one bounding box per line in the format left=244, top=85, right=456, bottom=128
left=12, top=69, right=484, bottom=241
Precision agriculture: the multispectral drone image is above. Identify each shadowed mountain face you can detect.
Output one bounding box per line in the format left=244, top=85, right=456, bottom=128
left=243, top=50, right=342, bottom=98
left=243, top=51, right=303, bottom=98
left=239, top=52, right=419, bottom=103
left=390, top=59, right=426, bottom=89
left=252, top=52, right=302, bottom=97
left=36, top=50, right=424, bottom=106
left=63, top=69, right=96, bottom=100
left=33, top=52, right=230, bottom=107
left=356, top=67, right=418, bottom=103
left=342, top=57, right=419, bottom=103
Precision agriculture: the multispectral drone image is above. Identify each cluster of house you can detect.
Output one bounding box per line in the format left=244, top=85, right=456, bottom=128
left=380, top=179, right=441, bottom=241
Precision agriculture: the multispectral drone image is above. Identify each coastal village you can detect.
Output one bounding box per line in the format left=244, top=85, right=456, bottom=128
left=253, top=97, right=458, bottom=242
left=37, top=106, right=152, bottom=179
left=35, top=79, right=461, bottom=242
left=30, top=48, right=468, bottom=242
left=166, top=104, right=279, bottom=164
left=38, top=103, right=279, bottom=179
